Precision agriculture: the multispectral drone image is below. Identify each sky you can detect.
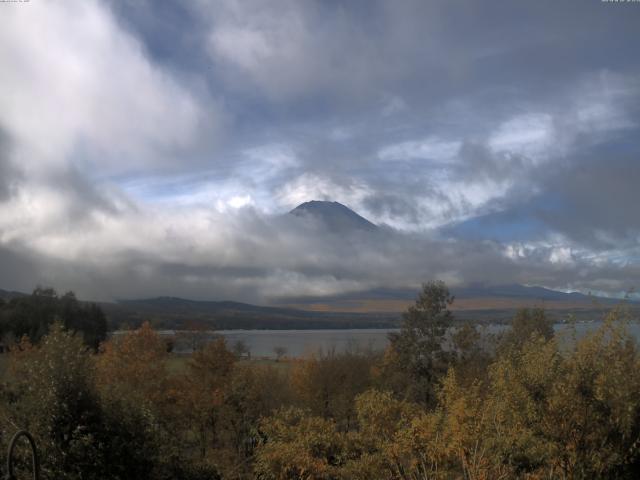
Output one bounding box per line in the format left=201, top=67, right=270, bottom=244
left=1, top=0, right=639, bottom=303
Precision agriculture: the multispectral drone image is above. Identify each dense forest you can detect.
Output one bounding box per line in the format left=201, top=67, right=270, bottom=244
left=0, top=287, right=107, bottom=350
left=1, top=281, right=640, bottom=479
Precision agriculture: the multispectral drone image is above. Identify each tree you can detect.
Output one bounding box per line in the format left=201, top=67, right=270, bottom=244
left=232, top=339, right=250, bottom=359
left=381, top=280, right=454, bottom=406
left=94, top=322, right=224, bottom=479
left=173, top=338, right=236, bottom=463
left=178, top=321, right=212, bottom=353
left=254, top=407, right=346, bottom=479
left=59, top=291, right=108, bottom=350
left=497, top=313, right=640, bottom=477
left=273, top=346, right=287, bottom=361
left=95, top=321, right=169, bottom=408
left=0, top=323, right=133, bottom=480
left=451, top=322, right=493, bottom=387
left=291, top=348, right=374, bottom=428
left=213, top=364, right=292, bottom=477
left=499, top=307, right=554, bottom=352
left=0, top=287, right=107, bottom=349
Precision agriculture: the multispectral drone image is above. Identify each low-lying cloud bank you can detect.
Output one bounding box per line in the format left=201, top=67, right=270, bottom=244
left=1, top=184, right=638, bottom=302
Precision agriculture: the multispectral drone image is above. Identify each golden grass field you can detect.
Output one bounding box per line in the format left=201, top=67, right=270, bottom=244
left=278, top=296, right=610, bottom=314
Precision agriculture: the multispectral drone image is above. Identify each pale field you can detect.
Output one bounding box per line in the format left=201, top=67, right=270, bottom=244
left=278, top=296, right=606, bottom=314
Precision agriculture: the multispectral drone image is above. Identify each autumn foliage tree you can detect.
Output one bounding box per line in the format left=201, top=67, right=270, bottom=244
left=166, top=337, right=235, bottom=476
left=255, top=305, right=640, bottom=479
left=95, top=321, right=169, bottom=407
left=0, top=324, right=159, bottom=480
left=291, top=347, right=375, bottom=428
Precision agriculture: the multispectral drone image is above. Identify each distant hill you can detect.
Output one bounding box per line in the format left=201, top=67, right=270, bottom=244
left=272, top=283, right=632, bottom=323
left=0, top=288, right=28, bottom=300
left=453, top=283, right=621, bottom=303
left=277, top=283, right=625, bottom=305
left=4, top=283, right=633, bottom=331
left=102, top=296, right=398, bottom=330
left=290, top=200, right=378, bottom=232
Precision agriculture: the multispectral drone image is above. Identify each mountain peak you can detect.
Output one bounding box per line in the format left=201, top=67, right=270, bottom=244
left=290, top=200, right=377, bottom=232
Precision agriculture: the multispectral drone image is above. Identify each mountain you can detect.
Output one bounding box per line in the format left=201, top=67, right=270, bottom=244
left=273, top=283, right=633, bottom=323
left=2, top=284, right=633, bottom=330
left=452, top=284, right=611, bottom=302
left=290, top=200, right=378, bottom=232
left=102, top=296, right=397, bottom=330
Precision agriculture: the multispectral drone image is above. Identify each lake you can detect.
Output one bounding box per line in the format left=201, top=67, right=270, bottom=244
left=125, top=320, right=640, bottom=358
left=211, top=321, right=640, bottom=358
left=217, top=328, right=397, bottom=357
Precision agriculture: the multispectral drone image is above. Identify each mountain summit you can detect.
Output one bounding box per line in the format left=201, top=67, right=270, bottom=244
left=290, top=200, right=377, bottom=232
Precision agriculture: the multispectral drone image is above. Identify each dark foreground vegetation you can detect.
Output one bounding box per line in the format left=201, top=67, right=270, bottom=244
left=0, top=287, right=107, bottom=350
left=1, top=281, right=640, bottom=479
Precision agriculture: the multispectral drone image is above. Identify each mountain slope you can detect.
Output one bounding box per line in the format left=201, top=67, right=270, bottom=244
left=290, top=200, right=377, bottom=232
left=274, top=283, right=629, bottom=314
left=102, top=296, right=397, bottom=330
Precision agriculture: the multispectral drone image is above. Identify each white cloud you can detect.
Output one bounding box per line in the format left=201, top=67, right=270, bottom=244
left=549, top=246, right=574, bottom=265
left=488, top=113, right=555, bottom=163
left=276, top=173, right=373, bottom=210
left=487, top=72, right=637, bottom=165
left=0, top=0, right=213, bottom=175
left=379, top=137, right=462, bottom=162
left=222, top=194, right=254, bottom=210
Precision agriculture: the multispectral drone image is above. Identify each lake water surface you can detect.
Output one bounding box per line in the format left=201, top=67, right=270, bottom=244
left=214, top=321, right=640, bottom=358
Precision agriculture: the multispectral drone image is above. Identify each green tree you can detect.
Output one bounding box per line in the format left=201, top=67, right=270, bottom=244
left=499, top=307, right=554, bottom=352
left=381, top=280, right=454, bottom=406
left=0, top=287, right=106, bottom=349
left=451, top=322, right=493, bottom=387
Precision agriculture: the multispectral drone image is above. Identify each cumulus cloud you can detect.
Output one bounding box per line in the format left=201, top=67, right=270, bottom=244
left=0, top=0, right=217, bottom=175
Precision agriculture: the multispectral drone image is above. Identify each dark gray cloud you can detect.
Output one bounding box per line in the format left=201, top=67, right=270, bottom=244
left=542, top=154, right=640, bottom=248
left=460, top=149, right=640, bottom=250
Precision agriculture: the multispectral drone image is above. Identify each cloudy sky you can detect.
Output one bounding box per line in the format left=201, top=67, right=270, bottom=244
left=1, top=0, right=639, bottom=302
